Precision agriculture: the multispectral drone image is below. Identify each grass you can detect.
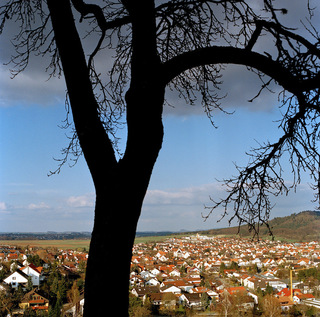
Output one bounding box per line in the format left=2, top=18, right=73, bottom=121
left=0, top=234, right=187, bottom=250
left=0, top=239, right=90, bottom=250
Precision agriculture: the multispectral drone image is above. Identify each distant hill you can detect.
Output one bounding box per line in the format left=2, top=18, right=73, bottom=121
left=199, top=210, right=320, bottom=241
left=0, top=232, right=91, bottom=240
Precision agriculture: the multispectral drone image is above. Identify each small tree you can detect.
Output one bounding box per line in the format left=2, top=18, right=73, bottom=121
left=67, top=281, right=80, bottom=309
left=26, top=276, right=33, bottom=292
left=262, top=294, right=281, bottom=317
left=220, top=262, right=227, bottom=275
left=265, top=283, right=274, bottom=296
left=161, top=292, right=177, bottom=311
left=201, top=292, right=210, bottom=310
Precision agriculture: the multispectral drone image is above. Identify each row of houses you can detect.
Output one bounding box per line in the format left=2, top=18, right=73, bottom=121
left=130, top=236, right=320, bottom=311
left=134, top=236, right=320, bottom=269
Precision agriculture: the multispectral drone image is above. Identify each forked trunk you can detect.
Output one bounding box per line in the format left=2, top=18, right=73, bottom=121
left=47, top=1, right=164, bottom=315
left=83, top=93, right=164, bottom=315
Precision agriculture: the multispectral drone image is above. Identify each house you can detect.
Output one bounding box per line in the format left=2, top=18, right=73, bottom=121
left=145, top=277, right=160, bottom=286
left=293, top=293, right=315, bottom=304
left=184, top=277, right=201, bottom=286
left=207, top=289, right=219, bottom=302
left=297, top=258, right=311, bottom=266
left=160, top=285, right=181, bottom=294
left=223, top=287, right=255, bottom=310
left=169, top=269, right=181, bottom=277
left=140, top=270, right=155, bottom=280
left=224, top=269, right=237, bottom=277
left=277, top=288, right=302, bottom=297
left=277, top=296, right=294, bottom=311
left=190, top=287, right=209, bottom=294
left=161, top=279, right=193, bottom=292
left=179, top=293, right=202, bottom=308
left=131, top=286, right=159, bottom=299
left=150, top=268, right=161, bottom=276
left=155, top=251, right=169, bottom=262
left=20, top=264, right=43, bottom=286
left=187, top=267, right=201, bottom=278
left=19, top=289, right=49, bottom=312
left=226, top=286, right=247, bottom=295
left=148, top=292, right=177, bottom=308
left=240, top=274, right=250, bottom=286
left=7, top=253, right=19, bottom=261
left=3, top=270, right=29, bottom=289
left=246, top=276, right=267, bottom=290
left=263, top=259, right=276, bottom=266
left=129, top=273, right=144, bottom=286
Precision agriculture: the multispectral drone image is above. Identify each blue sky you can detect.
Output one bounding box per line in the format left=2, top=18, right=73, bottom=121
left=0, top=1, right=318, bottom=232
left=0, top=91, right=316, bottom=232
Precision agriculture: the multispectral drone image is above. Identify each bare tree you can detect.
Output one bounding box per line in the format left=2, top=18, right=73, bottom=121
left=1, top=0, right=320, bottom=315
left=262, top=294, right=281, bottom=317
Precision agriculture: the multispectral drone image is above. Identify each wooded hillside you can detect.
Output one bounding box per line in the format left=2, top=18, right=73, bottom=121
left=200, top=211, right=320, bottom=241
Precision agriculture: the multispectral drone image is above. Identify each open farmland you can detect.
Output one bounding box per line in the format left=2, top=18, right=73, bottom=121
left=0, top=236, right=179, bottom=249
left=0, top=237, right=172, bottom=249
left=0, top=239, right=90, bottom=250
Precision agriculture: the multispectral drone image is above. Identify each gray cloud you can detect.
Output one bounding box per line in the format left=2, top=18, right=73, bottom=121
left=1, top=0, right=317, bottom=112
left=0, top=64, right=66, bottom=107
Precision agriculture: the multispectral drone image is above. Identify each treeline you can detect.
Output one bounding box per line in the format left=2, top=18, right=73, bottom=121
left=0, top=232, right=91, bottom=240
left=297, top=267, right=320, bottom=284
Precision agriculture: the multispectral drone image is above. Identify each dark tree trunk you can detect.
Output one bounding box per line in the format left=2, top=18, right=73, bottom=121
left=84, top=190, right=141, bottom=316
left=47, top=0, right=164, bottom=315
left=84, top=92, right=164, bottom=315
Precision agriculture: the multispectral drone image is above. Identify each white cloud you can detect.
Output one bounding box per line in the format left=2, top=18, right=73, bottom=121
left=27, top=202, right=50, bottom=210
left=144, top=184, right=221, bottom=206
left=66, top=193, right=95, bottom=208
left=0, top=202, right=7, bottom=211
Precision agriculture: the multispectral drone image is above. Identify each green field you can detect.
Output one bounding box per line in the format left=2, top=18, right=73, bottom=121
left=0, top=239, right=91, bottom=250
left=0, top=235, right=182, bottom=250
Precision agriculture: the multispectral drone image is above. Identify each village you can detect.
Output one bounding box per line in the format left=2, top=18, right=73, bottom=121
left=0, top=235, right=320, bottom=316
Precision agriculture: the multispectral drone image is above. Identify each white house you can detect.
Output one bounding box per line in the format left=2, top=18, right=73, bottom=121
left=169, top=269, right=181, bottom=277
left=248, top=292, right=259, bottom=305
left=150, top=268, right=160, bottom=276
left=293, top=293, right=315, bottom=304
left=267, top=279, right=287, bottom=291
left=4, top=270, right=29, bottom=288
left=207, top=290, right=219, bottom=301
left=160, top=285, right=181, bottom=294
left=140, top=270, right=155, bottom=280
left=179, top=293, right=202, bottom=307
left=155, top=251, right=169, bottom=262
left=145, top=278, right=160, bottom=286
left=20, top=264, right=43, bottom=286
left=182, top=252, right=191, bottom=259
left=251, top=257, right=262, bottom=268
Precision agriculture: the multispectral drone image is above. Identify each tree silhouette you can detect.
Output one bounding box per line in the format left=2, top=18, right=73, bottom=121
left=1, top=0, right=320, bottom=315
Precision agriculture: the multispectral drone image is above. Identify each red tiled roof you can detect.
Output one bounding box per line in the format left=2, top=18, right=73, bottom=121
left=226, top=286, right=247, bottom=295
left=277, top=288, right=302, bottom=297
